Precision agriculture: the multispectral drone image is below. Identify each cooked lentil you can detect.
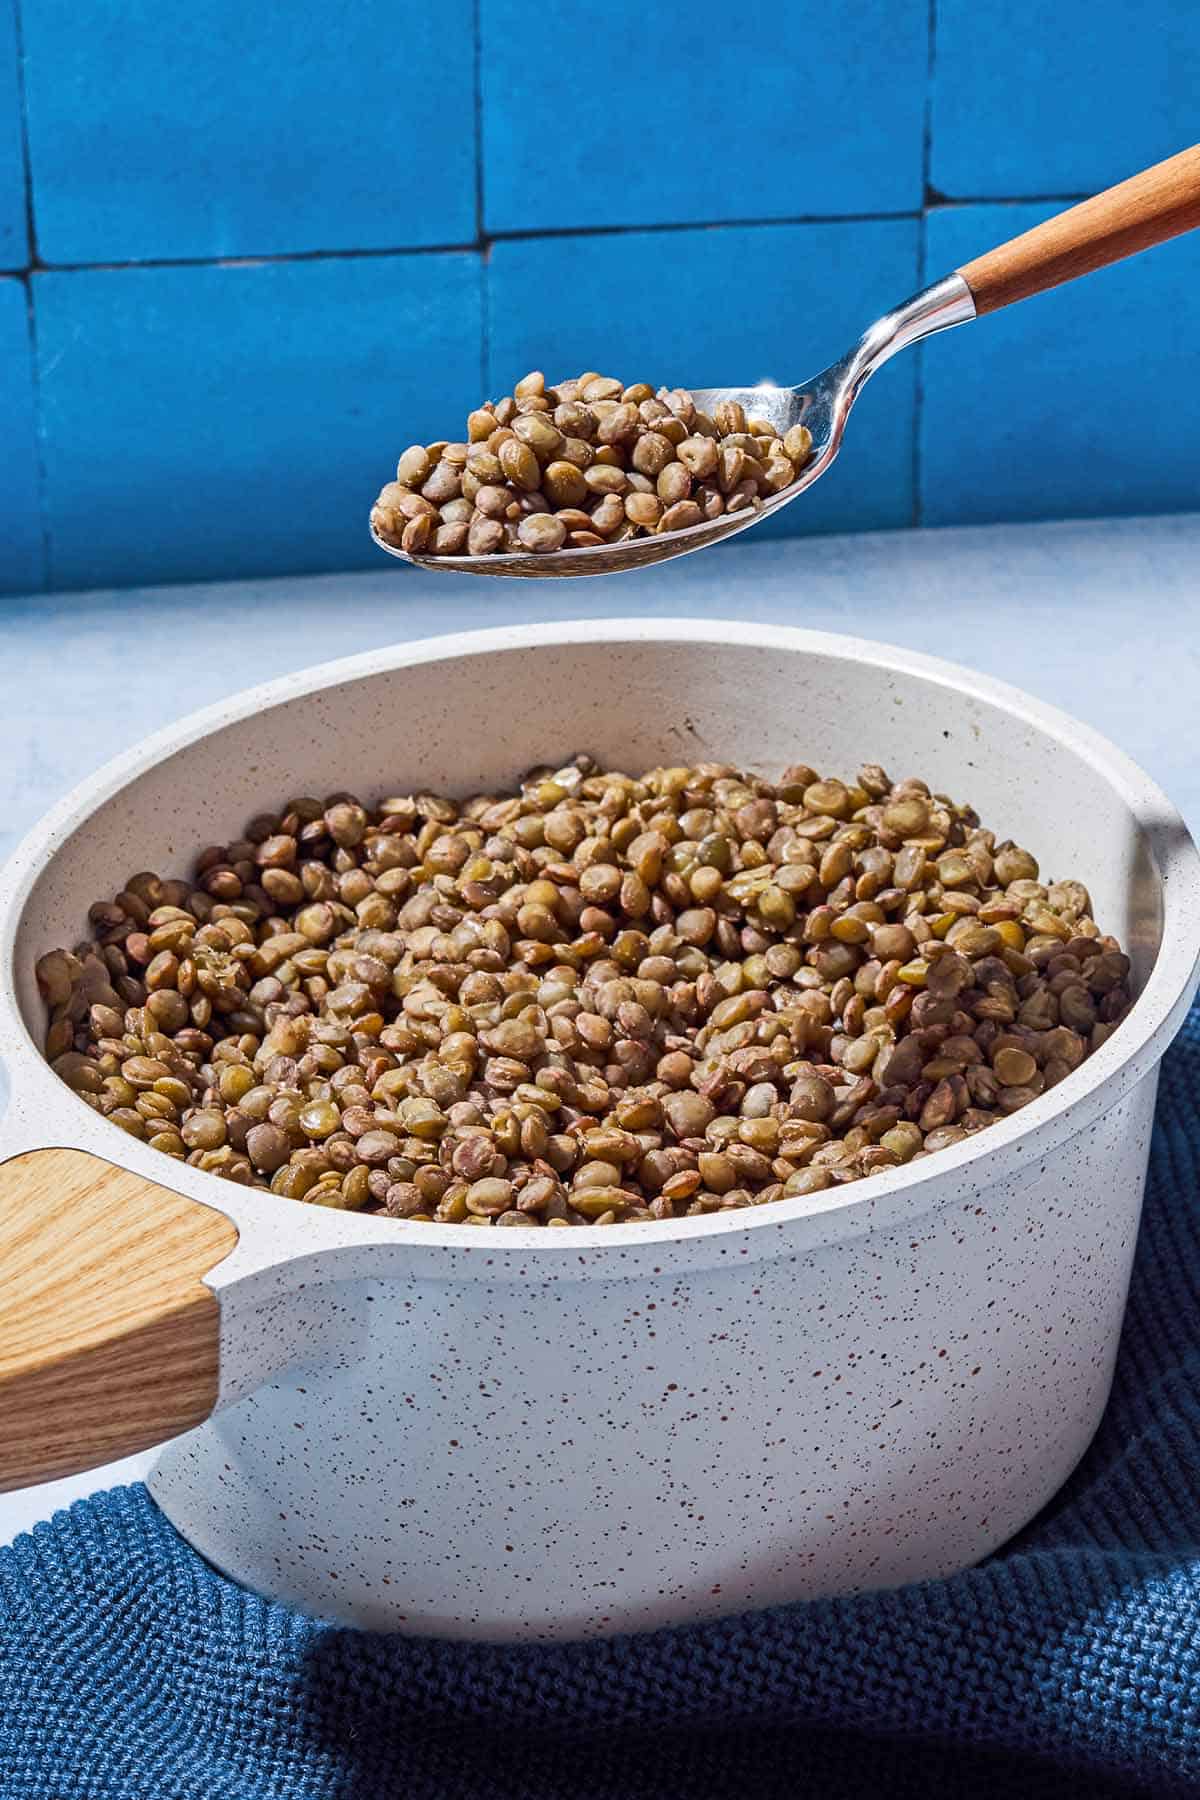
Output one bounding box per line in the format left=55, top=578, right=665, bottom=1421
left=370, top=374, right=815, bottom=558
left=38, top=758, right=1133, bottom=1227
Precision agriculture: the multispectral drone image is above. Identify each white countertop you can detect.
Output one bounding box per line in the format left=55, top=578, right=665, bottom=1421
left=2, top=511, right=1199, bottom=1545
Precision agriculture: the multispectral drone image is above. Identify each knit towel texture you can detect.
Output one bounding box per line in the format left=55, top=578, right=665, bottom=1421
left=5, top=1006, right=1200, bottom=1800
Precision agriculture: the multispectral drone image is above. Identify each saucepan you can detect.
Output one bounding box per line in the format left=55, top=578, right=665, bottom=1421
left=1, top=619, right=1197, bottom=1641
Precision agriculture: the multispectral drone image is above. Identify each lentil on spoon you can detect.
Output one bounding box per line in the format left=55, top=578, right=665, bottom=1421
left=370, top=373, right=814, bottom=560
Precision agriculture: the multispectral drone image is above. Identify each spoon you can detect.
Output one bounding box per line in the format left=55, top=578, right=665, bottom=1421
left=373, top=144, right=1200, bottom=580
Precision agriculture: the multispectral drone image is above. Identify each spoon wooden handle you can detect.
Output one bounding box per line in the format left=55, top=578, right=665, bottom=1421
left=957, top=143, right=1200, bottom=315
left=0, top=1147, right=238, bottom=1493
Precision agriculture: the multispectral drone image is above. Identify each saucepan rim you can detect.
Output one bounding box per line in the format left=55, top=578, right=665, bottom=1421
left=1, top=617, right=1197, bottom=1271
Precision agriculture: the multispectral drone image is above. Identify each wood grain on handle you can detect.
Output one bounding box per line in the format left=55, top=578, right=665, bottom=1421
left=958, top=144, right=1200, bottom=315
left=0, top=1148, right=238, bottom=1493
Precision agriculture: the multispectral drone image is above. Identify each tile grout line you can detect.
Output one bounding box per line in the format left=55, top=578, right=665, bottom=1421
left=7, top=199, right=1097, bottom=283
left=928, top=193, right=1090, bottom=205
left=9, top=0, right=50, bottom=590
left=913, top=0, right=937, bottom=531
left=472, top=0, right=488, bottom=395
left=471, top=0, right=484, bottom=247
left=27, top=212, right=918, bottom=275
left=481, top=206, right=918, bottom=240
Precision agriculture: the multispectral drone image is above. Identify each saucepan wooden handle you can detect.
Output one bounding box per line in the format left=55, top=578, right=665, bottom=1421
left=0, top=1147, right=238, bottom=1493
left=958, top=143, right=1200, bottom=315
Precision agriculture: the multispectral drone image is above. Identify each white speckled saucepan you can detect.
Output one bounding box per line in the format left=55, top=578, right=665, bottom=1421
left=1, top=621, right=1198, bottom=1642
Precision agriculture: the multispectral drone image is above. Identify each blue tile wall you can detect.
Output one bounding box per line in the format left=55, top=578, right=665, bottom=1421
left=0, top=1, right=1198, bottom=593
left=931, top=1, right=1200, bottom=199
left=20, top=0, right=476, bottom=261
left=919, top=205, right=1200, bottom=527
left=35, top=254, right=483, bottom=589
left=480, top=0, right=928, bottom=232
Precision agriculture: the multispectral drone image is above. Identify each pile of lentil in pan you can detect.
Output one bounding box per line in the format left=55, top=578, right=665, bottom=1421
left=38, top=757, right=1133, bottom=1227
left=369, top=372, right=814, bottom=559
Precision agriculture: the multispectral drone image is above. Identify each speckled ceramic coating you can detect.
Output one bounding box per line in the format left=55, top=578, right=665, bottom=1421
left=2, top=621, right=1198, bottom=1639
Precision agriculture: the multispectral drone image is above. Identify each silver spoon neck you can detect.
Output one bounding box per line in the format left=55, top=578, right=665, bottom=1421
left=834, top=271, right=977, bottom=399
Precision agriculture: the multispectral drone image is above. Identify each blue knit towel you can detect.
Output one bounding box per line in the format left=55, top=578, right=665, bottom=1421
left=5, top=1009, right=1200, bottom=1800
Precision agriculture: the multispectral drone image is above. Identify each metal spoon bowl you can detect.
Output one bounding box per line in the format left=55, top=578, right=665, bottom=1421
left=371, top=277, right=975, bottom=581
left=371, top=147, right=1200, bottom=580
